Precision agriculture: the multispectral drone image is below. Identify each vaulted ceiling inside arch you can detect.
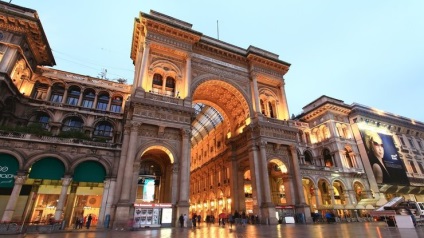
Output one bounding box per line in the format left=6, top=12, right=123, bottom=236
left=191, top=80, right=250, bottom=146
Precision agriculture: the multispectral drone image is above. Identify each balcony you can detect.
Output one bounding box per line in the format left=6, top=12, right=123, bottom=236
left=0, top=130, right=120, bottom=149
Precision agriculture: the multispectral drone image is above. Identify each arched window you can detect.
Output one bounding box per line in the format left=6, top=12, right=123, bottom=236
left=82, top=89, right=95, bottom=108
left=93, top=121, right=113, bottom=137
left=323, top=149, right=333, bottom=167
left=304, top=151, right=313, bottom=165
left=345, top=148, right=354, bottom=168
left=31, top=81, right=49, bottom=100
left=96, top=93, right=109, bottom=111
left=165, top=76, right=176, bottom=96
left=62, top=117, right=83, bottom=132
left=32, top=112, right=50, bottom=130
left=50, top=83, right=65, bottom=103
left=66, top=86, right=81, bottom=106
left=152, top=73, right=163, bottom=86
left=260, top=99, right=266, bottom=115
left=268, top=101, right=275, bottom=118
left=152, top=73, right=163, bottom=94
left=110, top=96, right=123, bottom=113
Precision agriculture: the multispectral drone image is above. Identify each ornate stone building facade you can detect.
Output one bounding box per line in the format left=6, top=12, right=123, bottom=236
left=1, top=2, right=423, bottom=230
left=295, top=96, right=424, bottom=220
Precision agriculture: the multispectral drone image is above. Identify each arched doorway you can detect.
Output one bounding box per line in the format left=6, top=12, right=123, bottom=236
left=268, top=159, right=288, bottom=205
left=137, top=147, right=173, bottom=204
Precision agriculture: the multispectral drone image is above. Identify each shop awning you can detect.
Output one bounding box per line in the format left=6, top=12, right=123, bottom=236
left=357, top=198, right=379, bottom=209
left=0, top=154, right=19, bottom=188
left=73, top=161, right=106, bottom=183
left=29, top=157, right=65, bottom=180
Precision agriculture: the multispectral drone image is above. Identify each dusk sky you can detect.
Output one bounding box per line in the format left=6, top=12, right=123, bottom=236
left=12, top=0, right=424, bottom=122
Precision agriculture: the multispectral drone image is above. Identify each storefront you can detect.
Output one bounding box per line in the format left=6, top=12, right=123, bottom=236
left=133, top=203, right=173, bottom=228
left=275, top=205, right=295, bottom=223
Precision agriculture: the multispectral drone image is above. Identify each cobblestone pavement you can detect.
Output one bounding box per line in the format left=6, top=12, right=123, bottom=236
left=2, top=222, right=424, bottom=238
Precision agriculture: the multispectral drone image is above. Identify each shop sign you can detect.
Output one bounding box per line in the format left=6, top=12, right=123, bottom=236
left=0, top=165, right=16, bottom=187
left=134, top=203, right=172, bottom=208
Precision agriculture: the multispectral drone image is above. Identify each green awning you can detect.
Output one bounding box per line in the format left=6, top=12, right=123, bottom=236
left=0, top=154, right=19, bottom=188
left=73, top=161, right=106, bottom=183
left=29, top=157, right=65, bottom=180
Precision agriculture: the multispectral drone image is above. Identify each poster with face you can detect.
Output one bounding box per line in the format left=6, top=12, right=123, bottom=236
left=360, top=129, right=409, bottom=185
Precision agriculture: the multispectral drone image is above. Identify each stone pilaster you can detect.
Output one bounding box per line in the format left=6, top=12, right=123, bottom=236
left=54, top=176, right=72, bottom=221
left=1, top=175, right=26, bottom=222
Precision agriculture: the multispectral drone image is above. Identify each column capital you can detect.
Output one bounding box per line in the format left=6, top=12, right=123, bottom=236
left=61, top=177, right=72, bottom=186
left=14, top=175, right=26, bottom=185
left=288, top=144, right=297, bottom=152
left=181, top=128, right=191, bottom=138
left=172, top=163, right=180, bottom=173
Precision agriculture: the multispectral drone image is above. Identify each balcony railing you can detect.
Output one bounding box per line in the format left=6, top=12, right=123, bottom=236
left=0, top=130, right=120, bottom=149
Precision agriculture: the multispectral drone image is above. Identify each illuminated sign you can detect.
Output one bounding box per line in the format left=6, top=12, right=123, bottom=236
left=161, top=208, right=173, bottom=224
left=359, top=128, right=409, bottom=185
left=134, top=203, right=172, bottom=208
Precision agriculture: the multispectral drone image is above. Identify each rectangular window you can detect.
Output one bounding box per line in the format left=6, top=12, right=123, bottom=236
left=418, top=141, right=423, bottom=150
left=82, top=100, right=93, bottom=108
left=67, top=97, right=78, bottom=106
left=400, top=137, right=406, bottom=146
left=409, top=138, right=415, bottom=148
left=50, top=94, right=62, bottom=103
left=96, top=102, right=107, bottom=111
left=110, top=105, right=122, bottom=113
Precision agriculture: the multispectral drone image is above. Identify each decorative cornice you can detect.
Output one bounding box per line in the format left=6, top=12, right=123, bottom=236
left=0, top=3, right=55, bottom=66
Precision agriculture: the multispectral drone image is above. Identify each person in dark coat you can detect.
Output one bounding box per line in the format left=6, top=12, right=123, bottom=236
left=86, top=214, right=93, bottom=229
left=179, top=214, right=184, bottom=228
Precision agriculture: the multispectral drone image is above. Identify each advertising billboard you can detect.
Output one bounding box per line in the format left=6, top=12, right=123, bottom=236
left=360, top=129, right=409, bottom=185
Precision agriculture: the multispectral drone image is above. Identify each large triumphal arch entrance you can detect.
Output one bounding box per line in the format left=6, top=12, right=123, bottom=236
left=112, top=10, right=311, bottom=227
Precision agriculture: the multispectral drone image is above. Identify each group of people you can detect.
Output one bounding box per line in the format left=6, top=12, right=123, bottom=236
left=178, top=213, right=201, bottom=228
left=75, top=214, right=93, bottom=229
left=179, top=210, right=259, bottom=228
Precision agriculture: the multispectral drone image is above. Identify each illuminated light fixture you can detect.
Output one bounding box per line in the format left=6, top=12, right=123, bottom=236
left=211, top=201, right=215, bottom=206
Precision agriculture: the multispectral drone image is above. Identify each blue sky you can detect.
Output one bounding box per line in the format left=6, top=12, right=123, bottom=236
left=12, top=0, right=424, bottom=122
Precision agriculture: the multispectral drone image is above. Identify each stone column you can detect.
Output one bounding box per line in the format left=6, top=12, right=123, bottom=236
left=1, top=175, right=26, bottom=222
left=248, top=143, right=262, bottom=213
left=119, top=123, right=139, bottom=201
left=77, top=89, right=84, bottom=106
left=92, top=92, right=99, bottom=109
left=259, top=142, right=273, bottom=205
left=279, top=82, right=290, bottom=119
left=171, top=163, right=179, bottom=204
left=114, top=123, right=139, bottom=228
left=54, top=176, right=72, bottom=221
left=250, top=74, right=261, bottom=114
left=98, top=178, right=116, bottom=228
left=329, top=188, right=336, bottom=206
left=184, top=54, right=192, bottom=98
left=236, top=168, right=246, bottom=213
left=106, top=96, right=112, bottom=111
left=61, top=88, right=68, bottom=104
left=114, top=124, right=131, bottom=202
left=314, top=186, right=321, bottom=207
left=288, top=145, right=311, bottom=223
left=178, top=128, right=191, bottom=204
left=283, top=176, right=294, bottom=205
left=229, top=153, right=239, bottom=211
left=139, top=42, right=151, bottom=89
left=63, top=184, right=78, bottom=227
left=0, top=45, right=18, bottom=72
left=46, top=86, right=52, bottom=102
